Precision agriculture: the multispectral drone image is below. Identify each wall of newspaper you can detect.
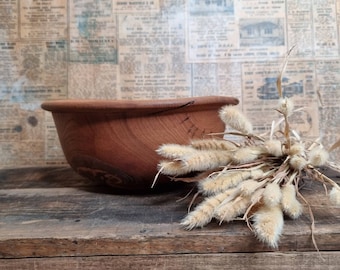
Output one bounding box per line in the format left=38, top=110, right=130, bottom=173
left=0, top=0, right=339, bottom=167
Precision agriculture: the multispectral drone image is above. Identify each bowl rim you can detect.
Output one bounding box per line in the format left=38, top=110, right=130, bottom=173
left=41, top=96, right=239, bottom=113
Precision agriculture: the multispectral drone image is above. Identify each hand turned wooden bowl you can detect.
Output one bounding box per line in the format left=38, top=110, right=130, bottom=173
left=41, top=96, right=238, bottom=191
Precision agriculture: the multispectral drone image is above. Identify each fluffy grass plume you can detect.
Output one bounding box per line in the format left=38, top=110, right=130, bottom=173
left=198, top=168, right=263, bottom=195
left=156, top=144, right=197, bottom=159
left=219, top=105, right=253, bottom=134
left=281, top=184, right=303, bottom=219
left=264, top=140, right=283, bottom=157
left=329, top=187, right=340, bottom=205
left=262, top=182, right=282, bottom=207
left=214, top=196, right=251, bottom=222
left=190, top=139, right=238, bottom=151
left=308, top=146, right=329, bottom=167
left=252, top=205, right=284, bottom=248
left=180, top=188, right=237, bottom=229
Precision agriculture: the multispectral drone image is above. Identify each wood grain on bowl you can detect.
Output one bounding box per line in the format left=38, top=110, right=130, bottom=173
left=41, top=96, right=239, bottom=191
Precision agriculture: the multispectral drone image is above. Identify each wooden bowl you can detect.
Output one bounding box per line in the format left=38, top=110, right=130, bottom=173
left=41, top=96, right=238, bottom=191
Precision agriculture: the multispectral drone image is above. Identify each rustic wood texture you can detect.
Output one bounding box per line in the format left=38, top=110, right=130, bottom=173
left=41, top=96, right=238, bottom=191
left=0, top=166, right=339, bottom=268
left=0, top=252, right=339, bottom=270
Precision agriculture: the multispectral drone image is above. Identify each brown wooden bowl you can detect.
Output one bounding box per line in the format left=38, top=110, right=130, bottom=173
left=41, top=96, right=238, bottom=191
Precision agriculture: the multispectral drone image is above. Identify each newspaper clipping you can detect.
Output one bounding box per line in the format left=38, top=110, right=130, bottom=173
left=0, top=0, right=339, bottom=167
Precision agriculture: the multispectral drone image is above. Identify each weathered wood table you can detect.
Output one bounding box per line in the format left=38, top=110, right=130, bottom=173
left=0, top=166, right=339, bottom=269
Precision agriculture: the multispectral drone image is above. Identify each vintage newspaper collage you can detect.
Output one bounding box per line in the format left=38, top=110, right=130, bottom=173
left=0, top=0, right=339, bottom=167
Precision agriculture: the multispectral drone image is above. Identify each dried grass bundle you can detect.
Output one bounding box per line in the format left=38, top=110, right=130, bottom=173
left=154, top=50, right=340, bottom=248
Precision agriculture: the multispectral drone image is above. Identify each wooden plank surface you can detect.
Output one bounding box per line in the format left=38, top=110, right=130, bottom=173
left=0, top=166, right=339, bottom=259
left=1, top=252, right=340, bottom=270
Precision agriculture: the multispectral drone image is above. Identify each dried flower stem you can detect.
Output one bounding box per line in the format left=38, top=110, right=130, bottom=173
left=296, top=188, right=320, bottom=253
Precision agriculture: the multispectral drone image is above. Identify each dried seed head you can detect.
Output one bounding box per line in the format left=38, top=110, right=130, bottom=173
left=214, top=195, right=251, bottom=222
left=156, top=144, right=196, bottom=159
left=329, top=187, right=340, bottom=206
left=278, top=97, right=294, bottom=116
left=250, top=168, right=265, bottom=180
left=157, top=160, right=191, bottom=176
left=289, top=155, right=307, bottom=170
left=232, top=146, right=263, bottom=164
left=199, top=170, right=244, bottom=195
left=199, top=168, right=264, bottom=196
left=219, top=105, right=253, bottom=134
left=245, top=188, right=265, bottom=217
left=238, top=179, right=264, bottom=196
left=250, top=188, right=265, bottom=204
left=281, top=184, right=303, bottom=219
left=181, top=189, right=237, bottom=229
left=263, top=182, right=282, bottom=207
left=264, top=140, right=283, bottom=157
left=181, top=150, right=231, bottom=172
left=191, top=139, right=238, bottom=151
left=287, top=143, right=305, bottom=156
left=252, top=205, right=284, bottom=248
left=307, top=146, right=329, bottom=167
left=285, top=200, right=303, bottom=219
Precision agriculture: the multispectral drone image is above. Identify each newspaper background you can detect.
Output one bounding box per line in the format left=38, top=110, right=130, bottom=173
left=0, top=0, right=339, bottom=168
